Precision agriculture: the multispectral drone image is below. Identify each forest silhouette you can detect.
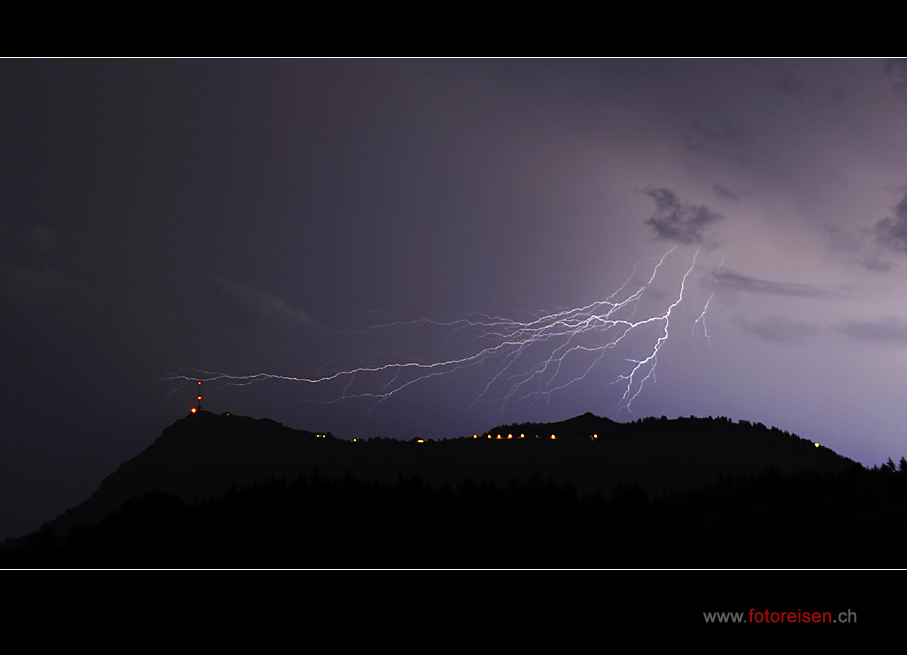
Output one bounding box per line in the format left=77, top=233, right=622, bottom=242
left=2, top=410, right=903, bottom=568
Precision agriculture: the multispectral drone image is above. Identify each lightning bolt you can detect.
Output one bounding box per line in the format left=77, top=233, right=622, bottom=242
left=690, top=245, right=726, bottom=348
left=607, top=247, right=699, bottom=416
left=165, top=246, right=720, bottom=421
left=692, top=293, right=713, bottom=346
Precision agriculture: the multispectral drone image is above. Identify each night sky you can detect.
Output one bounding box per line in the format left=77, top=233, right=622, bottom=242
left=3, top=58, right=907, bottom=542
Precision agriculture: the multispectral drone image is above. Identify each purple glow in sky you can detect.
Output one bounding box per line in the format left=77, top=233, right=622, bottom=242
left=3, top=58, right=907, bottom=541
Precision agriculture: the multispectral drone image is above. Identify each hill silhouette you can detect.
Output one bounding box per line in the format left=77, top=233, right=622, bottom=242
left=41, top=410, right=855, bottom=542
left=9, top=410, right=907, bottom=568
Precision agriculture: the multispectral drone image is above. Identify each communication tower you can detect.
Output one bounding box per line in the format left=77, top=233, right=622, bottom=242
left=191, top=381, right=202, bottom=414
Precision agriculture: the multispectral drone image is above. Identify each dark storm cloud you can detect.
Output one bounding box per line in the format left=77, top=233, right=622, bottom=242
left=825, top=189, right=907, bottom=272
left=828, top=224, right=868, bottom=252
left=871, top=189, right=907, bottom=253
left=732, top=315, right=821, bottom=343
left=712, top=183, right=741, bottom=202
left=827, top=224, right=893, bottom=272
left=209, top=279, right=323, bottom=333
left=836, top=317, right=907, bottom=344
left=713, top=269, right=831, bottom=298
left=772, top=72, right=810, bottom=95
left=642, top=187, right=724, bottom=246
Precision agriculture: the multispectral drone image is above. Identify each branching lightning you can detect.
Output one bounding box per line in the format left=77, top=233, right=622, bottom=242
left=165, top=246, right=721, bottom=421
left=691, top=245, right=726, bottom=348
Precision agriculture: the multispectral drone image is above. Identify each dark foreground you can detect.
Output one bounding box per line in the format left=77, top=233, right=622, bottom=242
left=4, top=460, right=906, bottom=568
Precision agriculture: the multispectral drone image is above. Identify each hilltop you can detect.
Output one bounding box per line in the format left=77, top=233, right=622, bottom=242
left=41, top=410, right=856, bottom=541
left=8, top=410, right=907, bottom=568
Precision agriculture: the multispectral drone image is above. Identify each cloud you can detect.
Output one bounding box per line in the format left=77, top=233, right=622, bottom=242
left=827, top=224, right=893, bottom=272
left=0, top=223, right=58, bottom=256
left=683, top=119, right=747, bottom=156
left=771, top=72, right=810, bottom=95
left=856, top=257, right=893, bottom=273
left=712, top=182, right=741, bottom=202
left=826, top=188, right=907, bottom=271
left=827, top=88, right=848, bottom=106
left=712, top=269, right=831, bottom=298
left=641, top=187, right=724, bottom=246
left=884, top=59, right=907, bottom=92
left=828, top=224, right=868, bottom=252
left=209, top=279, right=323, bottom=333
left=871, top=189, right=907, bottom=253
left=732, top=315, right=821, bottom=343
left=836, top=317, right=907, bottom=344
left=0, top=260, right=68, bottom=306
left=0, top=225, right=88, bottom=310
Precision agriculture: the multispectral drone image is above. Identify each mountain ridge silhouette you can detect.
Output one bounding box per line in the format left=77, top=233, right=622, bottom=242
left=40, top=409, right=857, bottom=540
